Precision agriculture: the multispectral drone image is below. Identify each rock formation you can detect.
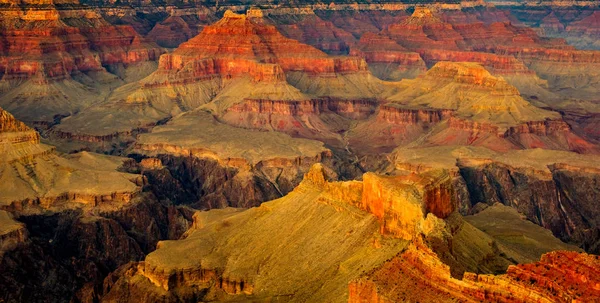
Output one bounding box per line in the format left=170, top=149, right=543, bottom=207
left=0, top=107, right=144, bottom=211
left=380, top=62, right=597, bottom=153
left=0, top=0, right=164, bottom=125
left=1, top=2, right=600, bottom=302
left=101, top=163, right=588, bottom=302
left=392, top=145, right=600, bottom=253
left=131, top=110, right=332, bottom=209
left=348, top=242, right=600, bottom=303
left=350, top=32, right=427, bottom=80
left=0, top=106, right=194, bottom=302
left=51, top=8, right=388, bottom=151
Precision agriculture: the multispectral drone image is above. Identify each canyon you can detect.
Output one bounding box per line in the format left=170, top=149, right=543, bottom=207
left=2, top=0, right=600, bottom=302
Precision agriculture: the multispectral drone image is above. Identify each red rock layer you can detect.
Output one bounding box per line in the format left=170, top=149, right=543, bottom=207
left=225, top=98, right=377, bottom=119
left=386, top=7, right=463, bottom=51
left=443, top=117, right=597, bottom=152
left=350, top=33, right=426, bottom=70
left=221, top=98, right=377, bottom=144
left=349, top=242, right=600, bottom=303
left=272, top=13, right=356, bottom=54
left=377, top=106, right=453, bottom=125
left=0, top=5, right=163, bottom=83
left=419, top=49, right=532, bottom=75
left=153, top=57, right=286, bottom=85
left=152, top=9, right=368, bottom=86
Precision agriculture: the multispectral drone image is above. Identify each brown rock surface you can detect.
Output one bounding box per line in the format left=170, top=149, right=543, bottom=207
left=0, top=1, right=164, bottom=124
left=348, top=242, right=600, bottom=303
left=0, top=107, right=143, bottom=211
left=350, top=32, right=427, bottom=80
left=132, top=110, right=332, bottom=208
left=52, top=8, right=387, bottom=149
left=101, top=162, right=583, bottom=302
left=392, top=145, right=600, bottom=253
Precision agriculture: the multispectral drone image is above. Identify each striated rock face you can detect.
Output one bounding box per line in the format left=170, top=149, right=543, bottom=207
left=0, top=1, right=164, bottom=124
left=221, top=98, right=377, bottom=146
left=155, top=9, right=367, bottom=85
left=350, top=32, right=426, bottom=80
left=270, top=11, right=356, bottom=55
left=386, top=7, right=463, bottom=51
left=419, top=49, right=532, bottom=75
left=381, top=62, right=598, bottom=153
left=392, top=146, right=600, bottom=253
left=0, top=197, right=194, bottom=303
left=132, top=110, right=334, bottom=209
left=52, top=8, right=387, bottom=150
left=359, top=171, right=456, bottom=240
left=0, top=107, right=145, bottom=211
left=377, top=106, right=453, bottom=125
left=348, top=242, right=600, bottom=303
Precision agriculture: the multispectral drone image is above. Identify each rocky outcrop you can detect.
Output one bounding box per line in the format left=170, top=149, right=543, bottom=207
left=221, top=98, right=377, bottom=142
left=224, top=98, right=376, bottom=117
left=0, top=0, right=164, bottom=124
left=348, top=242, right=600, bottom=303
left=350, top=32, right=426, bottom=80
left=0, top=108, right=146, bottom=211
left=0, top=196, right=194, bottom=303
left=419, top=49, right=532, bottom=75
left=392, top=146, right=600, bottom=253
left=377, top=106, right=453, bottom=125
left=153, top=9, right=368, bottom=85
left=0, top=211, right=27, bottom=258
left=270, top=11, right=356, bottom=55
left=100, top=164, right=457, bottom=302
left=132, top=110, right=333, bottom=209
left=359, top=170, right=456, bottom=240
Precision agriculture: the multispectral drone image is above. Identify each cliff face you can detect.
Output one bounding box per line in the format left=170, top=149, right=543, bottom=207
left=131, top=110, right=334, bottom=209
left=392, top=146, right=600, bottom=254
left=0, top=196, right=193, bottom=303
left=100, top=162, right=587, bottom=302
left=221, top=98, right=377, bottom=146
left=460, top=162, right=600, bottom=252
left=0, top=1, right=164, bottom=124
left=100, top=164, right=460, bottom=302
left=350, top=32, right=427, bottom=80
left=348, top=242, right=600, bottom=303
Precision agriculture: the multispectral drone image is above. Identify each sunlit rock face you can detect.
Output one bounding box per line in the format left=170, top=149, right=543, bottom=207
left=0, top=106, right=144, bottom=210
left=100, top=163, right=593, bottom=302
left=348, top=242, right=600, bottom=303
left=0, top=0, right=164, bottom=125
left=2, top=1, right=600, bottom=302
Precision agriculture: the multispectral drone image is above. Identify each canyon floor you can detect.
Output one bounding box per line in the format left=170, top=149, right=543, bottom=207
left=2, top=0, right=600, bottom=302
